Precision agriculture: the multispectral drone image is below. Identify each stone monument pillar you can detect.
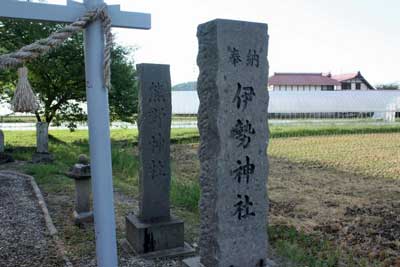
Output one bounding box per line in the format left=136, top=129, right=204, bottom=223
left=0, top=130, right=14, bottom=164
left=32, top=122, right=53, bottom=163
left=125, top=63, right=194, bottom=258
left=184, top=19, right=270, bottom=267
left=66, top=154, right=93, bottom=225
left=36, top=122, right=48, bottom=153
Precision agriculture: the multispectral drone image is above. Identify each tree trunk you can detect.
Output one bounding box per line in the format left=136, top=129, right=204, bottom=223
left=35, top=111, right=42, bottom=122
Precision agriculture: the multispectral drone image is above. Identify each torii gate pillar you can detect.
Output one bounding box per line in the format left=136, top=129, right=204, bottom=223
left=0, top=0, right=151, bottom=266
left=84, top=0, right=117, bottom=266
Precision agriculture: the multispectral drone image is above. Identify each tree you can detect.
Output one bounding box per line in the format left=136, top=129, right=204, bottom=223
left=375, top=83, right=399, bottom=90
left=109, top=45, right=138, bottom=123
left=0, top=18, right=138, bottom=129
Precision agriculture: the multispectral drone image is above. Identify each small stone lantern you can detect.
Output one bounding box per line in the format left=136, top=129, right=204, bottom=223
left=66, top=154, right=93, bottom=225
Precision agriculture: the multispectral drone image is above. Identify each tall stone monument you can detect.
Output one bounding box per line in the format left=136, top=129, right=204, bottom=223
left=32, top=122, right=53, bottom=163
left=184, top=19, right=270, bottom=267
left=125, top=64, right=193, bottom=258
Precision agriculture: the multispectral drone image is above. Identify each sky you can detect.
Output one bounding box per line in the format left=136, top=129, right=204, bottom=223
left=41, top=0, right=400, bottom=86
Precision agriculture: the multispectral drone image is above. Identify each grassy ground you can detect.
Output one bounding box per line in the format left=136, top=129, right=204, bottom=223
left=0, top=115, right=197, bottom=123
left=269, top=133, right=400, bottom=179
left=2, top=127, right=400, bottom=266
left=0, top=115, right=37, bottom=123
left=270, top=123, right=400, bottom=138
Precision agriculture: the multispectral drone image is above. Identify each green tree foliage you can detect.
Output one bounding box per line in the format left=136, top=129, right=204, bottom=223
left=0, top=18, right=137, bottom=129
left=375, top=83, right=399, bottom=90
left=109, top=45, right=138, bottom=123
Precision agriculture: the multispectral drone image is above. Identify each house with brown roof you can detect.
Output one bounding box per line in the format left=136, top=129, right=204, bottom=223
left=268, top=71, right=375, bottom=91
left=331, top=72, right=375, bottom=90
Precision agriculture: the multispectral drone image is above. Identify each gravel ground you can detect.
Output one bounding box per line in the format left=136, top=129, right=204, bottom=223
left=0, top=172, right=64, bottom=267
left=86, top=255, right=183, bottom=267
left=0, top=161, right=283, bottom=267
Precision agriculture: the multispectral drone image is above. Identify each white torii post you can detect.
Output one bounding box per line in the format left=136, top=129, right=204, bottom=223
left=0, top=1, right=151, bottom=266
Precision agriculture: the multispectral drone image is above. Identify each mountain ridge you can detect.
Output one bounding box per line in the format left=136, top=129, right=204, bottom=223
left=172, top=81, right=197, bottom=91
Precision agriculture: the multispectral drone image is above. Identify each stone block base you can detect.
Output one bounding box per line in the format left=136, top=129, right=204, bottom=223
left=183, top=256, right=276, bottom=267
left=32, top=152, right=54, bottom=164
left=73, top=210, right=93, bottom=225
left=182, top=256, right=204, bottom=267
left=122, top=239, right=195, bottom=260
left=125, top=214, right=195, bottom=259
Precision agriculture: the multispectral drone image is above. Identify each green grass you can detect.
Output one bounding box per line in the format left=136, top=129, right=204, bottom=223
left=112, top=148, right=139, bottom=196
left=171, top=115, right=198, bottom=121
left=269, top=133, right=400, bottom=179
left=268, top=225, right=382, bottom=267
left=0, top=115, right=37, bottom=123
left=3, top=126, right=396, bottom=266
left=6, top=128, right=201, bottom=210
left=4, top=126, right=399, bottom=214
left=170, top=177, right=200, bottom=212
left=25, top=163, right=74, bottom=193
left=270, top=123, right=400, bottom=138
left=269, top=225, right=340, bottom=267
left=0, top=115, right=195, bottom=123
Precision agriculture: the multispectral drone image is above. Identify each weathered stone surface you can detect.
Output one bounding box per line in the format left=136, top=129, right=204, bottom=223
left=126, top=64, right=192, bottom=257
left=74, top=178, right=91, bottom=214
left=196, top=19, right=270, bottom=267
left=137, top=63, right=172, bottom=222
left=66, top=155, right=93, bottom=225
left=67, top=163, right=91, bottom=180
left=78, top=154, right=90, bottom=165
left=182, top=256, right=204, bottom=267
left=36, top=122, right=49, bottom=153
left=126, top=215, right=184, bottom=254
left=73, top=210, right=94, bottom=225
left=0, top=130, right=4, bottom=153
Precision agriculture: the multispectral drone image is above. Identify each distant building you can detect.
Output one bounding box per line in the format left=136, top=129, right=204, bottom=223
left=268, top=71, right=375, bottom=91
left=331, top=72, right=375, bottom=90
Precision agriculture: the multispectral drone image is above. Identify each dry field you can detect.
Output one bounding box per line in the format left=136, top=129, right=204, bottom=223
left=172, top=133, right=400, bottom=266
left=266, top=133, right=400, bottom=266
left=269, top=133, right=400, bottom=179
left=4, top=129, right=399, bottom=266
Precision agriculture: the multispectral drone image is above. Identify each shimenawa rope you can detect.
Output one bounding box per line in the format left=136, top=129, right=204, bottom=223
left=0, top=4, right=113, bottom=112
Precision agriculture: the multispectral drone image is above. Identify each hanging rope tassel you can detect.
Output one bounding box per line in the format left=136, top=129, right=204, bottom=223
left=11, top=67, right=39, bottom=113
left=0, top=4, right=113, bottom=90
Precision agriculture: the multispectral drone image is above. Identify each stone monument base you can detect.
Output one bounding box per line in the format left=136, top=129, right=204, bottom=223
left=32, top=152, right=54, bottom=164
left=183, top=256, right=275, bottom=267
left=182, top=256, right=204, bottom=267
left=73, top=210, right=93, bottom=225
left=125, top=214, right=195, bottom=259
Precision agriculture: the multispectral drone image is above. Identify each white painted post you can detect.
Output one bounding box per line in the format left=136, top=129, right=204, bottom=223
left=83, top=0, right=117, bottom=266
